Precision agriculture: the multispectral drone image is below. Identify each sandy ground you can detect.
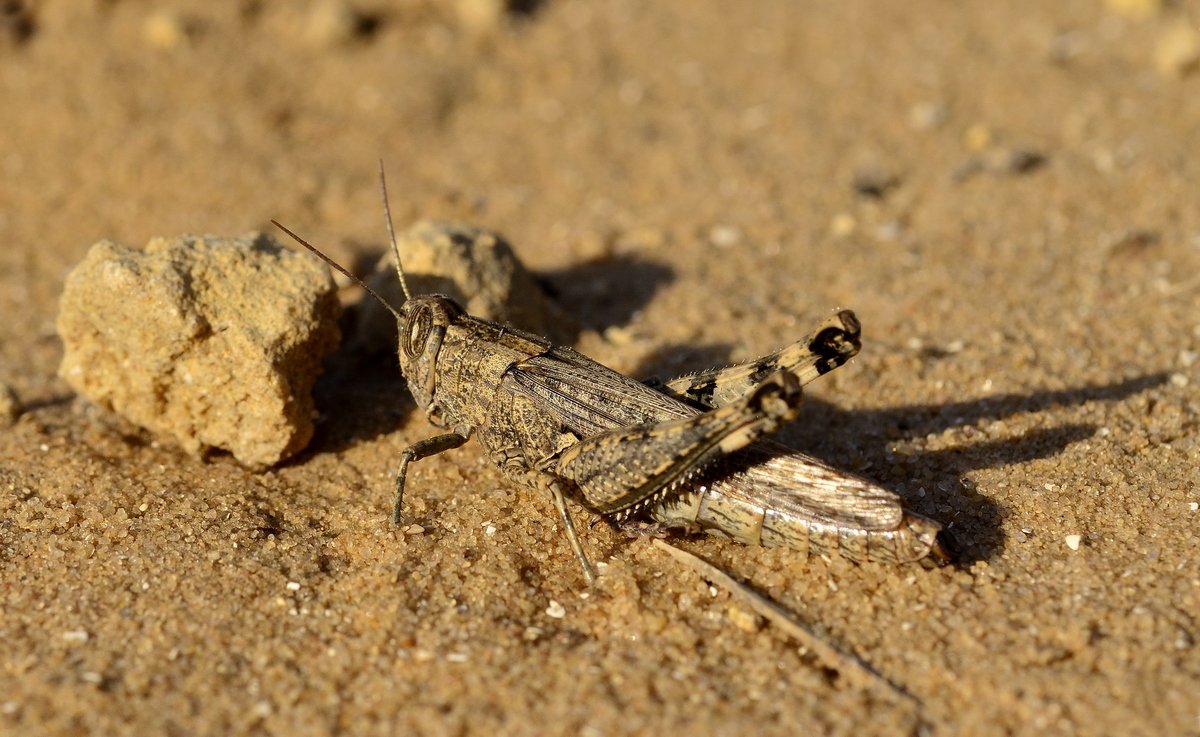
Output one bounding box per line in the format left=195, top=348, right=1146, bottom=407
left=3, top=1, right=1200, bottom=735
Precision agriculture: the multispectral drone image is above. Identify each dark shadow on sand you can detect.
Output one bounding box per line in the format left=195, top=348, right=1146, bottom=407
left=538, top=255, right=675, bottom=334
left=636, top=347, right=1168, bottom=564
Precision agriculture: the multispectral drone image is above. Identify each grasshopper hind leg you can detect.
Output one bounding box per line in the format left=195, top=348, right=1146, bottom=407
left=658, top=310, right=860, bottom=410
left=556, top=371, right=804, bottom=518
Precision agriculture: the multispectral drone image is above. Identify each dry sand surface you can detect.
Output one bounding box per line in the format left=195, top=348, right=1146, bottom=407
left=2, top=1, right=1199, bottom=735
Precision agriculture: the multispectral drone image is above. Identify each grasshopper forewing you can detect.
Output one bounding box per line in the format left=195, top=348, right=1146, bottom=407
left=272, top=166, right=955, bottom=583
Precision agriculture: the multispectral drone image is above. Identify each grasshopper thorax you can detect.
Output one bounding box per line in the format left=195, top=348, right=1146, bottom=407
left=396, top=294, right=464, bottom=411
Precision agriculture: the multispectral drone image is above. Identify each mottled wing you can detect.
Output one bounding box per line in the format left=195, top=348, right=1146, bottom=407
left=504, top=346, right=696, bottom=437
left=710, top=441, right=904, bottom=530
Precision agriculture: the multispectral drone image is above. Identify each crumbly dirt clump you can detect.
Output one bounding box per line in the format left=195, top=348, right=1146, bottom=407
left=56, top=233, right=341, bottom=467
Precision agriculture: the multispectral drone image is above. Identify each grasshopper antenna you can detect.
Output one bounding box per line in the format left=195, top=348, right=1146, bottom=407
left=377, top=159, right=414, bottom=301
left=270, top=218, right=404, bottom=322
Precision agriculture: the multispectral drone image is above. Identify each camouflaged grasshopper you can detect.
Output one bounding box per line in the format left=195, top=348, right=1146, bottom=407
left=273, top=170, right=954, bottom=583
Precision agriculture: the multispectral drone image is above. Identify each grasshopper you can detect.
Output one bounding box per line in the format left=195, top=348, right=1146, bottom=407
left=272, top=169, right=954, bottom=583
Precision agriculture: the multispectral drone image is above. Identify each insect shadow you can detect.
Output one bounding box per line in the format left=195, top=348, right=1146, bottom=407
left=636, top=348, right=1168, bottom=565
left=538, top=255, right=676, bottom=334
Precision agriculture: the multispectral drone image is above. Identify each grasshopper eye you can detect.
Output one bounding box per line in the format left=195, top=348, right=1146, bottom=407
left=404, top=305, right=432, bottom=358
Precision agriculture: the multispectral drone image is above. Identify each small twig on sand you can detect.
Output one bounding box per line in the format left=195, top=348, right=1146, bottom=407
left=651, top=538, right=918, bottom=706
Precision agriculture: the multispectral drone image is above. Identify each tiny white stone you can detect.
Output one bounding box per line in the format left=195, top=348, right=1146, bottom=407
left=545, top=600, right=566, bottom=618
left=62, top=629, right=90, bottom=644
left=1188, top=501, right=1198, bottom=512
left=446, top=652, right=469, bottom=663
left=286, top=581, right=301, bottom=591
left=708, top=224, right=743, bottom=249
left=1065, top=534, right=1082, bottom=551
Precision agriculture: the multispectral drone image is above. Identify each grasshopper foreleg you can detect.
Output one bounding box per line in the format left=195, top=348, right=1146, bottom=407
left=393, top=432, right=469, bottom=523
left=556, top=371, right=803, bottom=518
left=659, top=310, right=860, bottom=410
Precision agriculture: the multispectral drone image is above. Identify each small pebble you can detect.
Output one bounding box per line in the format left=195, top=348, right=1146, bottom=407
left=545, top=600, right=566, bottom=619
left=404, top=524, right=426, bottom=535
left=455, top=0, right=506, bottom=32
left=727, top=605, right=762, bottom=633
left=142, top=11, right=190, bottom=49
left=852, top=164, right=900, bottom=199
left=963, top=124, right=992, bottom=152
left=62, top=630, right=90, bottom=644
left=1064, top=534, right=1082, bottom=551
left=304, top=0, right=370, bottom=48
left=908, top=102, right=948, bottom=131
left=708, top=224, right=743, bottom=249
left=1155, top=24, right=1200, bottom=78
left=1105, top=0, right=1163, bottom=20
left=830, top=213, right=857, bottom=238
left=286, top=581, right=301, bottom=592
left=991, top=148, right=1047, bottom=175
left=1050, top=30, right=1089, bottom=64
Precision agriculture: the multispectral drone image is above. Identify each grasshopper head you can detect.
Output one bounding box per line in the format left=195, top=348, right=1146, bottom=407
left=271, top=165, right=468, bottom=416
left=396, top=294, right=464, bottom=410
